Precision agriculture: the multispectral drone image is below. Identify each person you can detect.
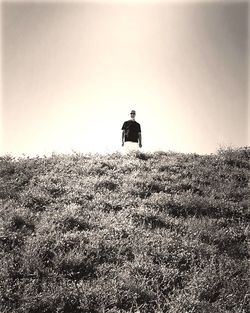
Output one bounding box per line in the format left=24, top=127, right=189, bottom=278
left=121, top=110, right=142, bottom=152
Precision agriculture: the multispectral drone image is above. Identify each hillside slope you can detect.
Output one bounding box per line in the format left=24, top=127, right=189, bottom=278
left=0, top=147, right=249, bottom=313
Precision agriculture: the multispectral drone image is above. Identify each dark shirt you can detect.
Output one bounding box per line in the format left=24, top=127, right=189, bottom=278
left=122, top=120, right=141, bottom=142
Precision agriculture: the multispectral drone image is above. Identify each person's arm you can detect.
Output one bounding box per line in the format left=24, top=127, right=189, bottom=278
left=122, top=130, right=125, bottom=146
left=138, top=132, right=142, bottom=148
left=138, top=123, right=142, bottom=148
left=121, top=122, right=126, bottom=146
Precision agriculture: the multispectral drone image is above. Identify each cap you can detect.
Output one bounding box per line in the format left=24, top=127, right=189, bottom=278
left=130, top=110, right=136, bottom=114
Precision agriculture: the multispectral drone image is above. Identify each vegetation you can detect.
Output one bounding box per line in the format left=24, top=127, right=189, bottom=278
left=0, top=147, right=249, bottom=313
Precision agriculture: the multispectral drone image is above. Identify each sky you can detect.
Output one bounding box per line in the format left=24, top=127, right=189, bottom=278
left=1, top=0, right=249, bottom=156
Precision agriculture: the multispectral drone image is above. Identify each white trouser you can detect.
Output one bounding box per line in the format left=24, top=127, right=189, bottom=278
left=123, top=141, right=139, bottom=153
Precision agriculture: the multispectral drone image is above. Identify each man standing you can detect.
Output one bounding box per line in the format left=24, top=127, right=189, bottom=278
left=122, top=110, right=142, bottom=152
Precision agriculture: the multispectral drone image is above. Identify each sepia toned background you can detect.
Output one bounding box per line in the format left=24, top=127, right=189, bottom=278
left=1, top=0, right=249, bottom=156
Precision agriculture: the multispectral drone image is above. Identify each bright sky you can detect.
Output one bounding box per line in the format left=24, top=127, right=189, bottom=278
left=1, top=0, right=249, bottom=156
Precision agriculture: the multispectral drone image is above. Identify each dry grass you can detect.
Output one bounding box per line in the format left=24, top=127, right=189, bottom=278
left=0, top=147, right=249, bottom=312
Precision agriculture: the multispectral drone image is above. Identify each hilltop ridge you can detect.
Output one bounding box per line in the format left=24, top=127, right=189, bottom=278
left=0, top=147, right=249, bottom=313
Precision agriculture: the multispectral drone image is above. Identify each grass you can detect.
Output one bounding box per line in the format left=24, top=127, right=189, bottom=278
left=0, top=147, right=249, bottom=313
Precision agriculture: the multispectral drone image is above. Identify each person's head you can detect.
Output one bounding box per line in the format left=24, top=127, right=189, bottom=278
left=130, top=110, right=136, bottom=120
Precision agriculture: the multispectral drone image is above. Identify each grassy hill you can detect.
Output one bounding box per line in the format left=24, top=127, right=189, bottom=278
left=0, top=147, right=249, bottom=313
